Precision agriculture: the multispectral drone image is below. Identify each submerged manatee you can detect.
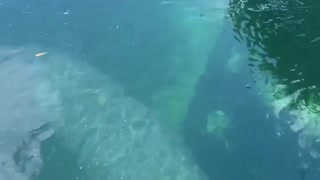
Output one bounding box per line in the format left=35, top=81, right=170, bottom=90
left=0, top=47, right=62, bottom=180
left=0, top=45, right=208, bottom=180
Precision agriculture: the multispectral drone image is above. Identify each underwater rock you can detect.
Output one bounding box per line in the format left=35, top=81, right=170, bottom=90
left=0, top=45, right=208, bottom=180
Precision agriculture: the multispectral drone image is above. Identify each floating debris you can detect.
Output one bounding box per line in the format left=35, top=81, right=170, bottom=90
left=35, top=52, right=48, bottom=57
left=160, top=1, right=175, bottom=5
left=56, top=9, right=71, bottom=15
left=290, top=79, right=301, bottom=84
left=310, top=36, right=320, bottom=43
left=246, top=84, right=250, bottom=89
left=63, top=9, right=71, bottom=15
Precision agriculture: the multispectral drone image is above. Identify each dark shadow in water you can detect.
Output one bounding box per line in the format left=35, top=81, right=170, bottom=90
left=36, top=135, right=86, bottom=180
left=183, top=24, right=307, bottom=180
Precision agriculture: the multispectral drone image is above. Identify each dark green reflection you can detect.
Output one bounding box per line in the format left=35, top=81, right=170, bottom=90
left=229, top=0, right=320, bottom=106
left=37, top=136, right=86, bottom=180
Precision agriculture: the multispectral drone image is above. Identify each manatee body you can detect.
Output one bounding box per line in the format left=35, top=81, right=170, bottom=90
left=0, top=45, right=208, bottom=180
left=0, top=46, right=61, bottom=180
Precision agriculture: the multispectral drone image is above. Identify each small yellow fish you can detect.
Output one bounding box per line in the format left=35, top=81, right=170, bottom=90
left=35, top=52, right=48, bottom=57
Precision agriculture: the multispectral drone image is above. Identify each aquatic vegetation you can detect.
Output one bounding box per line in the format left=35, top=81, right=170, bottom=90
left=251, top=60, right=320, bottom=158
left=272, top=88, right=320, bottom=158
left=0, top=45, right=208, bottom=180
left=228, top=0, right=320, bottom=159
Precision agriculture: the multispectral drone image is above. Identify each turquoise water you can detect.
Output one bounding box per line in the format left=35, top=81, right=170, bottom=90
left=0, top=0, right=320, bottom=180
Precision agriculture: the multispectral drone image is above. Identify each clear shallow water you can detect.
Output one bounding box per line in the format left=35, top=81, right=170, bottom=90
left=0, top=0, right=320, bottom=180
